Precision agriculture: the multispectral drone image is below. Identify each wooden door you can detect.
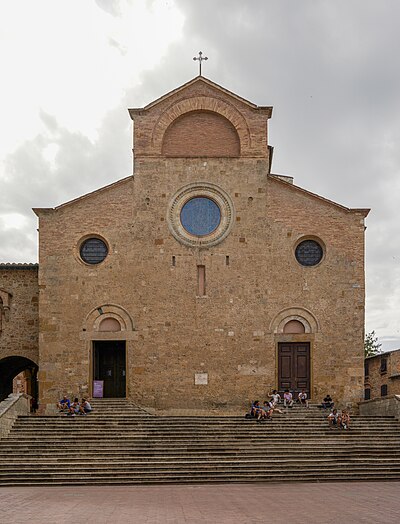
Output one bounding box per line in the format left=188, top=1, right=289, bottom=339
left=93, top=341, right=126, bottom=398
left=278, top=342, right=311, bottom=398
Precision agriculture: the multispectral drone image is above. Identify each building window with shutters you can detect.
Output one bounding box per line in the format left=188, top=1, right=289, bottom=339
left=381, top=384, right=388, bottom=397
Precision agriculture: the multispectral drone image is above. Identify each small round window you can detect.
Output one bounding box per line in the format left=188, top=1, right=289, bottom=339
left=80, top=238, right=108, bottom=265
left=180, top=197, right=221, bottom=237
left=295, top=239, right=323, bottom=267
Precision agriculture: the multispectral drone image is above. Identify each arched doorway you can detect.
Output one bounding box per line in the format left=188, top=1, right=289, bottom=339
left=0, top=356, right=38, bottom=402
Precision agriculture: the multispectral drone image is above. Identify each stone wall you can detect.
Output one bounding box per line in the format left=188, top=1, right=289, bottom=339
left=0, top=394, right=31, bottom=438
left=359, top=395, right=400, bottom=420
left=0, top=265, right=39, bottom=365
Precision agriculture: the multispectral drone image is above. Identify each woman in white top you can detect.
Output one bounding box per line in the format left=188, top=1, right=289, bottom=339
left=269, top=390, right=284, bottom=414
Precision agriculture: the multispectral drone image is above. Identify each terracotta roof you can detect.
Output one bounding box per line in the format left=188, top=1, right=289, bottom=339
left=366, top=348, right=400, bottom=360
left=0, top=263, right=38, bottom=270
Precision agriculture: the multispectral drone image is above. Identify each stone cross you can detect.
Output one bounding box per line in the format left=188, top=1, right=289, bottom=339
left=193, top=51, right=208, bottom=76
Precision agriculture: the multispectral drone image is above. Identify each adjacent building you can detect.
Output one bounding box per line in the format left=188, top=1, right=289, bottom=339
left=364, top=349, right=400, bottom=400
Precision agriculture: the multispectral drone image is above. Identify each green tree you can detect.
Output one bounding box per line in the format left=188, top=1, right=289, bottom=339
left=364, top=330, right=382, bottom=358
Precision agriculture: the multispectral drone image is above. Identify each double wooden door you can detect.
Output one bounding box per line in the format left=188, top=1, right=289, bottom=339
left=278, top=342, right=311, bottom=398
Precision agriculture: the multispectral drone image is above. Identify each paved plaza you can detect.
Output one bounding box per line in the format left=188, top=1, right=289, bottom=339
left=1, top=481, right=399, bottom=523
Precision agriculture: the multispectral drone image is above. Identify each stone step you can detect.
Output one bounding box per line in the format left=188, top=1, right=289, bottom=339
left=9, top=425, right=399, bottom=433
left=5, top=430, right=399, bottom=444
left=3, top=404, right=400, bottom=487
left=1, top=462, right=400, bottom=475
left=16, top=417, right=395, bottom=425
left=0, top=430, right=399, bottom=445
left=1, top=455, right=399, bottom=467
left=2, top=474, right=400, bottom=487
left=1, top=467, right=400, bottom=483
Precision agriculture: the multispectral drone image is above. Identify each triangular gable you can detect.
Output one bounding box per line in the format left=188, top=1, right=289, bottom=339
left=129, top=76, right=272, bottom=115
left=268, top=175, right=370, bottom=217
left=33, top=176, right=133, bottom=215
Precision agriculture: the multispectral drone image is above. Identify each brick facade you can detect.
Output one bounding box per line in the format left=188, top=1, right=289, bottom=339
left=364, top=349, right=400, bottom=400
left=1, top=77, right=369, bottom=413
left=162, top=111, right=240, bottom=157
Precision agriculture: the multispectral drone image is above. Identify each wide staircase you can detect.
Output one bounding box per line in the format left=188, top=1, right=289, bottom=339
left=1, top=399, right=400, bottom=485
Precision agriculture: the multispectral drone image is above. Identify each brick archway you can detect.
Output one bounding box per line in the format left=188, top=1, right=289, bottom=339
left=151, top=96, right=252, bottom=154
left=0, top=356, right=38, bottom=401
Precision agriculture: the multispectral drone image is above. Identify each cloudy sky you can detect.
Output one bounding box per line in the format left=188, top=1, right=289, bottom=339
left=1, top=0, right=399, bottom=350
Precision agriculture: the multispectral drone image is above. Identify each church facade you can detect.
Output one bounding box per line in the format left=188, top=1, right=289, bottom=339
left=0, top=77, right=369, bottom=414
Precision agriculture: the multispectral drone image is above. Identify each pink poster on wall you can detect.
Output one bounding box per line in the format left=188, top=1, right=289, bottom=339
left=93, top=380, right=104, bottom=398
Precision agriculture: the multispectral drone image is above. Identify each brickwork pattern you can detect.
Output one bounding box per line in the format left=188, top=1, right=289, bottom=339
left=162, top=110, right=240, bottom=157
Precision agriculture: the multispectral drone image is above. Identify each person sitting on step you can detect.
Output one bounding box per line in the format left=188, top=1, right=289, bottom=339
left=68, top=397, right=80, bottom=417
left=321, top=394, right=334, bottom=410
left=283, top=389, right=294, bottom=408
left=57, top=395, right=71, bottom=412
left=250, top=400, right=262, bottom=419
left=340, top=409, right=351, bottom=430
left=79, top=398, right=92, bottom=415
left=269, top=389, right=281, bottom=406
left=268, top=390, right=284, bottom=414
left=297, top=389, right=309, bottom=408
left=261, top=400, right=274, bottom=420
left=327, top=408, right=339, bottom=428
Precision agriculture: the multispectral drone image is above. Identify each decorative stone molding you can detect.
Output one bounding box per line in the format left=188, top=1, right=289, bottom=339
left=167, top=182, right=235, bottom=248
left=152, top=96, right=251, bottom=154
left=270, top=307, right=320, bottom=334
left=84, top=304, right=135, bottom=333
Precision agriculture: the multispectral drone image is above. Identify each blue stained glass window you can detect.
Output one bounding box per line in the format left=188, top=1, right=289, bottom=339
left=180, top=197, right=221, bottom=236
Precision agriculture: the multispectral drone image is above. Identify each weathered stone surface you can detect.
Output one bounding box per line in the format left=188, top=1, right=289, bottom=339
left=359, top=394, right=400, bottom=419
left=0, top=267, right=39, bottom=366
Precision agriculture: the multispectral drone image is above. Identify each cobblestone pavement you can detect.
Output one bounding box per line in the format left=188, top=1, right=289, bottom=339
left=1, top=482, right=399, bottom=523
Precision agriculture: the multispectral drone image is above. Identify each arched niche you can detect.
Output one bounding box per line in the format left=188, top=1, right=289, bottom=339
left=99, top=317, right=121, bottom=332
left=270, top=307, right=320, bottom=334
left=162, top=110, right=240, bottom=157
left=84, top=304, right=135, bottom=333
left=283, top=320, right=306, bottom=334
left=152, top=96, right=251, bottom=155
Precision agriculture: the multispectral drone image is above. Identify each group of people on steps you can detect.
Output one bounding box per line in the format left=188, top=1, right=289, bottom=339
left=249, top=390, right=351, bottom=429
left=57, top=395, right=92, bottom=416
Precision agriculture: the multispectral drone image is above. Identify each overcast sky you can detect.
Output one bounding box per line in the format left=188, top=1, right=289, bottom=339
left=1, top=0, right=399, bottom=350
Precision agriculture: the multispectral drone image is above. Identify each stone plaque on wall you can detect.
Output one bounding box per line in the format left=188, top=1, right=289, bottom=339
left=195, top=373, right=208, bottom=385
